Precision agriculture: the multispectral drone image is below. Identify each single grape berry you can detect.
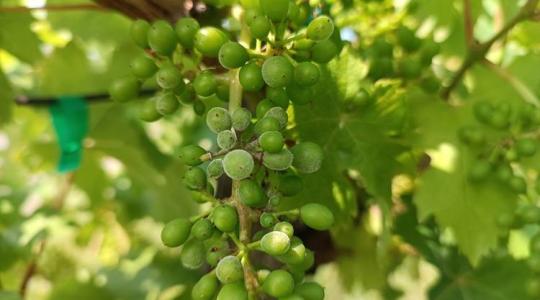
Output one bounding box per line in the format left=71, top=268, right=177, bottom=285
left=495, top=164, right=513, bottom=182
left=311, top=40, right=339, bottom=64
left=249, top=15, right=271, bottom=40
left=191, top=218, right=214, bottom=240
left=259, top=131, right=284, bottom=153
left=207, top=159, right=224, bottom=178
left=216, top=83, right=229, bottom=102
left=161, top=218, right=191, bottom=247
left=157, top=65, right=182, bottom=89
left=346, top=88, right=371, bottom=110
left=193, top=71, right=217, bottom=97
left=254, top=117, right=281, bottom=135
left=515, top=139, right=537, bottom=157
left=219, top=42, right=249, bottom=69
left=278, top=237, right=306, bottom=265
left=457, top=126, right=485, bottom=145
left=398, top=58, right=422, bottom=79
left=291, top=142, right=323, bottom=173
left=138, top=98, right=162, bottom=122
left=420, top=76, right=441, bottom=94
left=260, top=0, right=289, bottom=21
left=109, top=76, right=140, bottom=102
left=263, top=149, right=294, bottom=171
left=260, top=212, right=277, bottom=228
left=184, top=167, right=207, bottom=190
left=212, top=204, right=238, bottom=232
left=368, top=57, right=394, bottom=80
left=264, top=107, right=288, bottom=129
left=239, top=62, right=265, bottom=91
left=270, top=195, right=281, bottom=206
left=194, top=27, right=229, bottom=57
left=261, top=231, right=291, bottom=256
left=217, top=130, right=237, bottom=150
left=194, top=101, right=206, bottom=115
left=371, top=37, right=393, bottom=57
left=232, top=108, right=252, bottom=131
left=295, top=282, right=325, bottom=300
left=131, top=19, right=150, bottom=48
left=216, top=256, right=244, bottom=284
left=274, top=222, right=294, bottom=237
left=262, top=270, right=295, bottom=297
left=239, top=179, right=267, bottom=207
left=192, top=273, right=219, bottom=300
left=156, top=93, right=179, bottom=115
left=306, top=16, right=334, bottom=41
left=179, top=144, right=206, bottom=166
left=148, top=20, right=177, bottom=56
left=217, top=283, right=248, bottom=300
left=178, top=85, right=195, bottom=104
left=300, top=203, right=335, bottom=230
left=468, top=160, right=491, bottom=182
left=396, top=26, right=421, bottom=52
left=508, top=176, right=526, bottom=193
left=206, top=107, right=232, bottom=133
left=131, top=55, right=157, bottom=78
left=206, top=239, right=229, bottom=267
left=256, top=99, right=274, bottom=119
left=223, top=149, right=254, bottom=180
left=419, top=40, right=440, bottom=65
left=266, top=87, right=289, bottom=109
left=175, top=17, right=200, bottom=49
left=294, top=62, right=320, bottom=86
left=278, top=174, right=303, bottom=196
left=262, top=56, right=294, bottom=88
left=181, top=239, right=206, bottom=269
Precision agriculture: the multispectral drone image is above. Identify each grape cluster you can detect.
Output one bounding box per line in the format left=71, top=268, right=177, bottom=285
left=110, top=2, right=340, bottom=299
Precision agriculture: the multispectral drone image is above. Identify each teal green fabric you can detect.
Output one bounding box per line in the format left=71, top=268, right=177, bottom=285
left=49, top=96, right=88, bottom=173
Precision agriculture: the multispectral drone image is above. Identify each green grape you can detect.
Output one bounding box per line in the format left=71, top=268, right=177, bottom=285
left=278, top=237, right=305, bottom=265
left=254, top=117, right=281, bottom=135
left=219, top=42, right=249, bottom=69
left=138, top=98, right=162, bottom=122
left=216, top=84, right=230, bottom=103
left=178, top=85, right=195, bottom=104
left=267, top=87, right=289, bottom=109
left=194, top=101, right=206, bottom=115
left=396, top=26, right=421, bottom=52
left=212, top=205, right=238, bottom=232
left=184, top=167, right=207, bottom=190
left=109, top=76, right=140, bottom=102
left=270, top=195, right=281, bottom=206
left=286, top=83, right=313, bottom=105
left=192, top=218, right=214, bottom=240
left=179, top=145, right=206, bottom=166
left=239, top=62, right=265, bottom=91
left=298, top=249, right=315, bottom=271
left=207, top=159, right=224, bottom=178
left=508, top=176, right=526, bottom=193
left=239, top=179, right=267, bottom=207
left=232, top=108, right=252, bottom=131
left=515, top=139, right=537, bottom=157
left=306, top=16, right=334, bottom=41
left=181, top=239, right=206, bottom=269
left=371, top=37, right=393, bottom=57
left=278, top=174, right=303, bottom=196
left=257, top=269, right=271, bottom=282
left=249, top=15, right=271, bottom=40
left=287, top=0, right=299, bottom=20
left=472, top=102, right=493, bottom=123
left=192, top=273, right=219, bottom=300
left=294, top=62, right=320, bottom=86
left=161, top=218, right=191, bottom=247
left=223, top=149, right=254, bottom=180
left=530, top=233, right=540, bottom=253
left=346, top=88, right=371, bottom=110
left=256, top=99, right=275, bottom=119
left=274, top=222, right=294, bottom=237
left=131, top=19, right=150, bottom=48
left=264, top=107, right=288, bottom=129
left=262, top=269, right=295, bottom=297
left=262, top=56, right=294, bottom=88
left=420, top=76, right=441, bottom=94
left=244, top=9, right=260, bottom=25
left=291, top=142, right=323, bottom=174
left=457, top=126, right=485, bottom=145
left=468, top=160, right=491, bottom=182
left=294, top=39, right=315, bottom=51
left=311, top=40, right=339, bottom=64
left=217, top=130, right=237, bottom=150
left=206, top=107, right=232, bottom=133
left=217, top=283, right=248, bottom=300
left=175, top=17, right=200, bottom=49
left=148, top=20, right=177, bottom=55
left=300, top=203, right=335, bottom=230
left=419, top=40, right=440, bottom=65
left=259, top=131, right=284, bottom=153
left=529, top=254, right=540, bottom=272
left=157, top=65, right=182, bottom=89
left=261, top=231, right=290, bottom=256
left=505, top=148, right=519, bottom=162
left=291, top=2, right=309, bottom=26
left=206, top=239, right=230, bottom=266
left=260, top=0, right=289, bottom=21
left=260, top=212, right=277, bottom=228
left=194, top=71, right=217, bottom=97
left=280, top=294, right=304, bottom=300
left=216, top=255, right=244, bottom=283
left=131, top=55, right=157, bottom=78
left=195, top=27, right=229, bottom=57
left=368, top=57, right=394, bottom=80
left=495, top=164, right=513, bottom=182
left=156, top=93, right=179, bottom=115
left=263, top=149, right=294, bottom=171
left=488, top=111, right=509, bottom=129
left=398, top=58, right=421, bottom=79
left=295, top=282, right=325, bottom=300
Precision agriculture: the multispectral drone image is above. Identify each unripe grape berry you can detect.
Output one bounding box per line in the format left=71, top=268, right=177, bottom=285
left=347, top=88, right=371, bottom=110
left=419, top=40, right=440, bottom=65
left=306, top=16, right=334, bottom=41
left=505, top=148, right=519, bottom=162
left=175, top=17, right=200, bottom=49
left=206, top=239, right=229, bottom=267
left=270, top=195, right=281, bottom=206
left=148, top=20, right=177, bottom=56
left=300, top=203, right=335, bottom=230
left=131, top=55, right=157, bottom=78
left=161, top=218, right=191, bottom=247
left=262, top=56, right=294, bottom=88
left=495, top=164, right=513, bottom=182
left=206, top=107, right=232, bottom=133
left=278, top=174, right=303, bottom=196
left=239, top=179, right=267, bottom=207
left=191, top=218, right=214, bottom=240
left=216, top=83, right=229, bottom=102
left=249, top=15, right=271, bottom=40
left=178, top=85, right=195, bottom=104
left=264, top=107, right=288, bottom=129
left=260, top=212, right=277, bottom=228
left=280, top=294, right=304, bottom=300
left=261, top=231, right=290, bottom=256
left=291, top=142, right=323, bottom=174
left=232, top=108, right=252, bottom=131
left=109, top=76, right=140, bottom=102
left=295, top=282, right=325, bottom=300
left=179, top=144, right=206, bottom=166
left=398, top=58, right=422, bottom=79
left=457, top=126, right=485, bottom=145
left=263, top=149, right=294, bottom=171
left=194, top=101, right=206, bottom=115
left=257, top=269, right=271, bottom=282
left=259, top=131, right=284, bottom=153
left=274, top=222, right=294, bottom=237
left=396, top=26, right=421, bottom=52
left=223, top=149, right=254, bottom=180
left=468, top=160, right=491, bottom=182
left=139, top=98, right=162, bottom=122
left=156, top=93, right=179, bottom=115
left=207, top=159, right=224, bottom=178
left=131, top=19, right=150, bottom=48
left=472, top=101, right=493, bottom=123
left=262, top=269, right=295, bottom=297
left=194, top=27, right=229, bottom=57
left=194, top=71, right=217, bottom=97
left=256, top=99, right=274, bottom=119
left=368, top=57, right=394, bottom=80
left=420, top=76, right=441, bottom=94
left=217, top=283, right=248, bottom=300
left=287, top=83, right=313, bottom=105
left=219, top=42, right=249, bottom=69
left=192, top=273, right=219, bottom=300
left=184, top=167, right=207, bottom=190
left=212, top=204, right=238, bottom=232
left=157, top=65, right=182, bottom=89
left=287, top=1, right=299, bottom=20
left=294, top=62, right=320, bottom=86
left=371, top=37, right=393, bottom=57
left=254, top=117, right=281, bottom=135
left=291, top=2, right=309, bottom=26
left=239, top=62, right=265, bottom=91
left=217, top=130, right=237, bottom=150
left=508, top=176, right=526, bottom=193
left=488, top=111, right=509, bottom=129
left=266, top=87, right=289, bottom=109
left=216, top=255, right=244, bottom=283
left=515, top=138, right=537, bottom=157
left=278, top=237, right=305, bottom=265
left=260, top=0, right=289, bottom=21
left=181, top=239, right=205, bottom=269
left=311, top=40, right=339, bottom=64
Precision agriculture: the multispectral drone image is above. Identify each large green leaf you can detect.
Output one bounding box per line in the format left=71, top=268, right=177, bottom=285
left=0, top=13, right=42, bottom=64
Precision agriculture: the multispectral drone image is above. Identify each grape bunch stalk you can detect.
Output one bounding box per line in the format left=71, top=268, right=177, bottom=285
left=110, top=1, right=340, bottom=299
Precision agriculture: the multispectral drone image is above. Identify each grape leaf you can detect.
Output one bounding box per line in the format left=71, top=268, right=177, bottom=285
left=0, top=13, right=42, bottom=64
left=0, top=70, right=14, bottom=125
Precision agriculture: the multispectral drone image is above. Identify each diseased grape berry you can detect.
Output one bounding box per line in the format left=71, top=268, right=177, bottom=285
left=206, top=107, right=232, bottom=133
left=148, top=20, right=177, bottom=55
left=191, top=218, right=214, bottom=240
left=291, top=142, right=323, bottom=174
left=261, top=231, right=290, bottom=256
left=239, top=179, right=267, bottom=207
left=207, top=159, right=224, bottom=178
left=264, top=107, right=288, bottom=129
left=175, top=17, right=200, bottom=49
left=259, top=131, right=284, bottom=153
left=161, top=218, right=191, bottom=247
left=217, top=282, right=248, bottom=300
left=219, top=42, right=249, bottom=69
left=192, top=273, right=219, bottom=300
left=131, top=19, right=150, bottom=48
left=217, top=130, right=237, bottom=150
left=194, top=71, right=217, bottom=97
left=179, top=144, right=206, bottom=166
left=195, top=27, right=229, bottom=57
left=156, top=93, right=179, bottom=115
left=239, top=62, right=265, bottom=91
left=216, top=255, right=244, bottom=283
left=110, top=76, right=140, bottom=102
left=223, top=149, right=254, bottom=180
left=184, top=167, right=207, bottom=190
left=131, top=55, right=157, bottom=78
left=232, top=108, right=252, bottom=131
left=212, top=204, right=238, bottom=232
left=300, top=203, right=334, bottom=230
left=306, top=16, right=334, bottom=41
left=262, top=56, right=294, bottom=88
left=262, top=269, right=295, bottom=297
left=263, top=149, right=294, bottom=170
left=157, top=65, right=183, bottom=89
left=181, top=239, right=206, bottom=269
